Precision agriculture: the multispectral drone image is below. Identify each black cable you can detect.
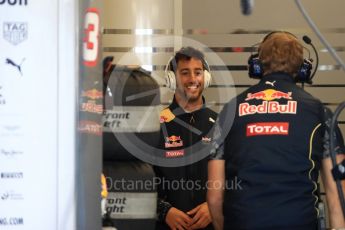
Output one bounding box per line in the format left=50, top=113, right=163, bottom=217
left=295, top=0, right=345, bottom=72
left=330, top=101, right=345, bottom=218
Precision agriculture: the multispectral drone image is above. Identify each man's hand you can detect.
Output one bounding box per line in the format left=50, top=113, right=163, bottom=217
left=187, top=202, right=212, bottom=229
left=166, top=207, right=193, bottom=230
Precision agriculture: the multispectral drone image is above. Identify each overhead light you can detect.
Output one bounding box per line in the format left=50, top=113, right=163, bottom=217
left=135, top=29, right=153, bottom=35
left=134, top=47, right=153, bottom=53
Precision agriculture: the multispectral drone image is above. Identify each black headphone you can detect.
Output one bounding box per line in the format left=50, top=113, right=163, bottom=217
left=248, top=31, right=313, bottom=84
left=165, top=48, right=212, bottom=91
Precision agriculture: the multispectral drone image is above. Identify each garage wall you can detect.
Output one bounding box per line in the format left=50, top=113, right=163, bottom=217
left=102, top=0, right=345, bottom=129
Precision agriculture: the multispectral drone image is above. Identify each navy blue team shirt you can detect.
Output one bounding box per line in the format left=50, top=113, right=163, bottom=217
left=211, top=72, right=345, bottom=230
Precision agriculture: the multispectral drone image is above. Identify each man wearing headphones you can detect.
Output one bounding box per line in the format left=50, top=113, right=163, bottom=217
left=154, top=47, right=217, bottom=230
left=207, top=31, right=345, bottom=229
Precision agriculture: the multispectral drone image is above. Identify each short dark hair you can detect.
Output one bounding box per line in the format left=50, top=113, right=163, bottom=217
left=169, top=47, right=206, bottom=72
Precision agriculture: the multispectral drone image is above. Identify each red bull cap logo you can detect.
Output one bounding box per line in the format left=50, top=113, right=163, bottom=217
left=245, top=89, right=292, bottom=101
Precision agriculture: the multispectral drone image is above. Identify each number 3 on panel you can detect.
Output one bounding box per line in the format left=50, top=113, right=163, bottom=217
left=83, top=8, right=100, bottom=67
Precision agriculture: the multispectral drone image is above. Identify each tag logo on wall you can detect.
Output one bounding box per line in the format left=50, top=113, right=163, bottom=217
left=3, top=22, right=28, bottom=45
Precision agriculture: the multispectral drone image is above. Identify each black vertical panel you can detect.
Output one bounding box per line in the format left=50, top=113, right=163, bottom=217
left=77, top=0, right=103, bottom=229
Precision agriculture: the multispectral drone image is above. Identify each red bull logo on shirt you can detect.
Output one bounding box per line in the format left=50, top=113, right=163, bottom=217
left=165, top=135, right=183, bottom=148
left=239, top=89, right=297, bottom=116
left=245, top=89, right=292, bottom=101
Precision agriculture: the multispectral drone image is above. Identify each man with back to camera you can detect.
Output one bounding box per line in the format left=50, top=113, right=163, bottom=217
left=207, top=31, right=345, bottom=230
left=154, top=47, right=217, bottom=230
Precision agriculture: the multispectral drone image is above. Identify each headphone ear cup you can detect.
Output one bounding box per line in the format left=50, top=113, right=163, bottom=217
left=248, top=54, right=263, bottom=79
left=296, top=58, right=312, bottom=83
left=203, top=70, right=212, bottom=89
left=165, top=70, right=176, bottom=90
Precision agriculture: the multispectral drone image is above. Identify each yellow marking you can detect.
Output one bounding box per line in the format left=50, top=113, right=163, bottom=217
left=308, top=123, right=321, bottom=216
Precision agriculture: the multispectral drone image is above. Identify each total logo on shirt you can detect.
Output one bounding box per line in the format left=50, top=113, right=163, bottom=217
left=246, top=122, right=289, bottom=136
left=165, top=150, right=184, bottom=158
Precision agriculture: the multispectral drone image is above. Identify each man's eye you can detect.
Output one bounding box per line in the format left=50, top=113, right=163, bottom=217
left=180, top=71, right=189, bottom=75
left=195, top=71, right=203, bottom=76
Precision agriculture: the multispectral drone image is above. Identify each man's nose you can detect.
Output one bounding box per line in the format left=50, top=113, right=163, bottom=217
left=189, top=72, right=199, bottom=81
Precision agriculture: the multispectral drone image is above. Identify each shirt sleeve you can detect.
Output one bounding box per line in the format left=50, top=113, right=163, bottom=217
left=153, top=165, right=173, bottom=222
left=209, top=99, right=237, bottom=160
left=156, top=198, right=172, bottom=222
left=322, top=106, right=345, bottom=158
left=209, top=117, right=226, bottom=160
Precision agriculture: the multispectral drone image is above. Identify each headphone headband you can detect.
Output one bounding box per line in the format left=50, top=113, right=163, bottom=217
left=248, top=31, right=313, bottom=84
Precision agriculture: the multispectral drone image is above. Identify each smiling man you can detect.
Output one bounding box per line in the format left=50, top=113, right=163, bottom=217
left=174, top=55, right=204, bottom=111
left=154, top=47, right=217, bottom=230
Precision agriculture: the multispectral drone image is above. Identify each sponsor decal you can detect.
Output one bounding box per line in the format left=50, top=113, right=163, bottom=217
left=165, top=135, right=183, bottom=148
left=246, top=122, right=289, bottom=136
left=5, top=58, right=25, bottom=76
left=0, top=0, right=27, bottom=6
left=1, top=191, right=23, bottom=201
left=160, top=115, right=167, bottom=123
left=240, top=89, right=297, bottom=116
left=159, top=108, right=175, bottom=123
left=0, top=217, right=24, bottom=226
left=0, top=125, right=23, bottom=137
left=239, top=101, right=297, bottom=117
left=245, top=89, right=292, bottom=101
left=0, top=86, right=6, bottom=105
left=265, top=80, right=276, bottom=87
left=165, top=150, right=184, bottom=158
left=79, top=120, right=102, bottom=136
left=3, top=22, right=28, bottom=45
left=0, top=148, right=23, bottom=158
left=201, top=136, right=212, bottom=143
left=0, top=172, right=23, bottom=179
left=82, top=89, right=102, bottom=100
left=81, top=100, right=102, bottom=114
